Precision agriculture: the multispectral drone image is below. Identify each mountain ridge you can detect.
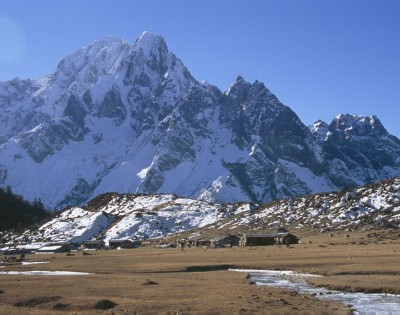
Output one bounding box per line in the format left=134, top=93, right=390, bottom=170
left=4, top=177, right=399, bottom=247
left=0, top=32, right=400, bottom=209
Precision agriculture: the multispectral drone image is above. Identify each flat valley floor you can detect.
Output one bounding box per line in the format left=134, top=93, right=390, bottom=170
left=0, top=229, right=399, bottom=314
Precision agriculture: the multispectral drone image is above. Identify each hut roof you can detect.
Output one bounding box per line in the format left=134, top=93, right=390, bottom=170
left=243, top=232, right=289, bottom=238
left=83, top=240, right=104, bottom=244
left=38, top=245, right=65, bottom=251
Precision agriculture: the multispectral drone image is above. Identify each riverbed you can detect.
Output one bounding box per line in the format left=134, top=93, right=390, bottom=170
left=233, top=269, right=400, bottom=315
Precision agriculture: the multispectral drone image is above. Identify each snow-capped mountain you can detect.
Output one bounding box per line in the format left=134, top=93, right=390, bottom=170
left=1, top=31, right=400, bottom=209
left=6, top=177, right=399, bottom=247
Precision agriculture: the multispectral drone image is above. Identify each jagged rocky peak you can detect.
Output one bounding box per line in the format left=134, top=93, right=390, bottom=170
left=123, top=31, right=196, bottom=92
left=225, top=76, right=284, bottom=111
left=225, top=75, right=252, bottom=98
left=127, top=31, right=171, bottom=77
left=223, top=76, right=280, bottom=116
left=225, top=76, right=276, bottom=105
left=133, top=31, right=168, bottom=56
left=52, top=37, right=131, bottom=87
left=51, top=31, right=176, bottom=90
left=329, top=113, right=388, bottom=137
left=310, top=120, right=329, bottom=139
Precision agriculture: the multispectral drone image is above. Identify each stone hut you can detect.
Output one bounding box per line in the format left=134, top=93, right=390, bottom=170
left=241, top=230, right=298, bottom=247
left=83, top=240, right=105, bottom=250
left=109, top=239, right=140, bottom=249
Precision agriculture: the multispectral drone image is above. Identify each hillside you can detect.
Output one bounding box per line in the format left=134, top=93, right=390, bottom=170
left=4, top=177, right=398, bottom=248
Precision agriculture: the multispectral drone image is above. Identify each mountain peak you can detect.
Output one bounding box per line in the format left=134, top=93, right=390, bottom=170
left=50, top=32, right=172, bottom=92
left=225, top=75, right=251, bottom=96
left=330, top=113, right=387, bottom=136
left=310, top=119, right=329, bottom=140
left=52, top=36, right=131, bottom=88
left=133, top=31, right=168, bottom=55
left=234, top=75, right=246, bottom=82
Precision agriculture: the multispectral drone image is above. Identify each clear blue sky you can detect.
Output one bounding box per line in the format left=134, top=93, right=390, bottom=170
left=1, top=0, right=399, bottom=136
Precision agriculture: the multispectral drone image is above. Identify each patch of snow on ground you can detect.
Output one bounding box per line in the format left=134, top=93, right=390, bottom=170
left=233, top=269, right=400, bottom=315
left=0, top=271, right=90, bottom=276
left=21, top=261, right=49, bottom=265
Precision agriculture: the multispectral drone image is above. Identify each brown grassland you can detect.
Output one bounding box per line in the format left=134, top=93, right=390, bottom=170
left=0, top=228, right=399, bottom=314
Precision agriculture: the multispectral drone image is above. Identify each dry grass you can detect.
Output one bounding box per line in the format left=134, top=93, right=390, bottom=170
left=0, top=229, right=398, bottom=314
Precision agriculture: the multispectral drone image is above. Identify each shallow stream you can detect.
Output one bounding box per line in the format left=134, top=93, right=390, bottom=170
left=233, top=269, right=400, bottom=315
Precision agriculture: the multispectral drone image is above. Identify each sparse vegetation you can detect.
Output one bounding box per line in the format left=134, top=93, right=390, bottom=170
left=53, top=303, right=68, bottom=310
left=13, top=296, right=61, bottom=308
left=92, top=299, right=118, bottom=310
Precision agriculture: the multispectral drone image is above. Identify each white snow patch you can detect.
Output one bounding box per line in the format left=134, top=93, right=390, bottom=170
left=0, top=271, right=89, bottom=276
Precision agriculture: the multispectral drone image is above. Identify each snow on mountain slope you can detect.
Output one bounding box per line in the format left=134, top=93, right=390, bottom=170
left=34, top=207, right=114, bottom=244
left=1, top=31, right=400, bottom=210
left=15, top=193, right=225, bottom=246
left=202, top=177, right=400, bottom=237
left=0, top=32, right=197, bottom=209
left=6, top=177, right=399, bottom=248
left=98, top=194, right=223, bottom=244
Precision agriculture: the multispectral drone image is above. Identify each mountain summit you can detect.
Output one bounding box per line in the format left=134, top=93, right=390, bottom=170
left=1, top=32, right=400, bottom=209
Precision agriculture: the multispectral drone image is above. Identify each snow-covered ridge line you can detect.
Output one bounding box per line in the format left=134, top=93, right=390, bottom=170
left=5, top=177, right=399, bottom=248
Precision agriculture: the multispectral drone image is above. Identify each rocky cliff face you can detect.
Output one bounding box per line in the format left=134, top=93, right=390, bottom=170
left=0, top=32, right=399, bottom=209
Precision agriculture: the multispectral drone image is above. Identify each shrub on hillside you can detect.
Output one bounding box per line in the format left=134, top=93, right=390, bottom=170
left=92, top=299, right=118, bottom=310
